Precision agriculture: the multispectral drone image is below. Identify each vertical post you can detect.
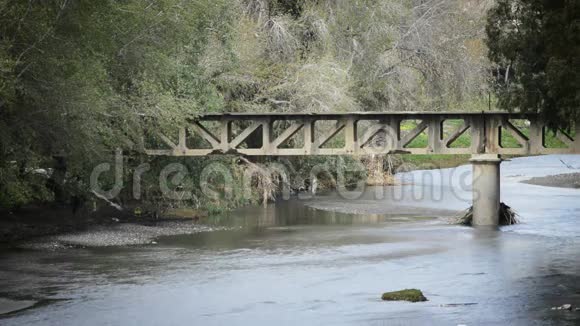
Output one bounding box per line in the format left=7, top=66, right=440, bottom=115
left=262, top=118, right=272, bottom=155
left=178, top=127, right=187, bottom=155
left=304, top=119, right=315, bottom=155
left=388, top=118, right=400, bottom=151
left=470, top=116, right=486, bottom=154
left=345, top=117, right=358, bottom=155
left=470, top=154, right=502, bottom=227
left=428, top=117, right=443, bottom=153
left=486, top=115, right=502, bottom=153
left=528, top=116, right=544, bottom=155
left=220, top=120, right=230, bottom=153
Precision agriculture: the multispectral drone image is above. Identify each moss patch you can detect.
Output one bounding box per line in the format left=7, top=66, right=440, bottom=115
left=381, top=289, right=427, bottom=302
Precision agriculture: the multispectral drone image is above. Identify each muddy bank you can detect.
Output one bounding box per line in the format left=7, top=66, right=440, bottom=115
left=0, top=204, right=209, bottom=245
left=522, top=172, right=580, bottom=189
left=0, top=206, right=88, bottom=243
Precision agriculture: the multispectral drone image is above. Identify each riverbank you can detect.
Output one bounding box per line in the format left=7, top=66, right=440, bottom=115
left=523, top=172, right=580, bottom=189
left=3, top=155, right=577, bottom=249
left=0, top=155, right=469, bottom=245
left=18, top=222, right=232, bottom=249
left=0, top=204, right=212, bottom=245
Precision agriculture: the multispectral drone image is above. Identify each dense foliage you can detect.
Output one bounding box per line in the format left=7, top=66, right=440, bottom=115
left=487, top=0, right=580, bottom=128
left=0, top=0, right=232, bottom=208
left=0, top=0, right=493, bottom=210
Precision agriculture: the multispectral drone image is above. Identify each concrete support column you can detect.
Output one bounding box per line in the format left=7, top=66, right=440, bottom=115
left=470, top=154, right=502, bottom=227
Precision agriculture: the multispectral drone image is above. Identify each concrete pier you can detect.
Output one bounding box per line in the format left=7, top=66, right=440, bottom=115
left=470, top=154, right=502, bottom=226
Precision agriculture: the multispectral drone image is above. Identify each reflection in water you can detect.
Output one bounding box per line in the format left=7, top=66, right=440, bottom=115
left=1, top=155, right=580, bottom=325
left=205, top=199, right=433, bottom=229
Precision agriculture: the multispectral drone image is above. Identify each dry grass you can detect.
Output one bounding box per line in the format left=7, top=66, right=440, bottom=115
left=366, top=173, right=398, bottom=186
left=362, top=155, right=399, bottom=186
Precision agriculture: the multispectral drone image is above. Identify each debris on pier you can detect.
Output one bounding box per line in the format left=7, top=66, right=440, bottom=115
left=455, top=203, right=520, bottom=226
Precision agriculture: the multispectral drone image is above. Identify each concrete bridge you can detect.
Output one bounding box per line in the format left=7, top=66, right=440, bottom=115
left=146, top=112, right=580, bottom=227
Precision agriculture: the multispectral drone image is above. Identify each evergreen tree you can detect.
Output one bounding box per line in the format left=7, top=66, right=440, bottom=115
left=486, top=0, right=580, bottom=128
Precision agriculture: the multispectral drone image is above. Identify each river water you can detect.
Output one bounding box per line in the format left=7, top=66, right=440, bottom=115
left=2, top=155, right=580, bottom=325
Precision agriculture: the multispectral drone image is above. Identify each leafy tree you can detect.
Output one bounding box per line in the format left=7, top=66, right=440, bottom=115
left=0, top=0, right=234, bottom=208
left=486, top=0, right=580, bottom=128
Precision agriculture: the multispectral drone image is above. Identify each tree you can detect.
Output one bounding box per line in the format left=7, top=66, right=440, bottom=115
left=486, top=0, right=580, bottom=128
left=0, top=0, right=234, bottom=208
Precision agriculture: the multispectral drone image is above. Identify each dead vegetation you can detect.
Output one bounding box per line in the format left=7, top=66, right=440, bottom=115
left=239, top=157, right=280, bottom=206
left=363, top=155, right=398, bottom=186
left=455, top=203, right=520, bottom=226
left=228, top=0, right=495, bottom=115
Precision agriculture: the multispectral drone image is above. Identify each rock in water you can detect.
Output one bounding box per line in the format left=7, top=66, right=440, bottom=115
left=381, top=289, right=427, bottom=303
left=552, top=304, right=574, bottom=311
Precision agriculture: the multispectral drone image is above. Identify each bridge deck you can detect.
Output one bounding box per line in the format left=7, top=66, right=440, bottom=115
left=145, top=112, right=580, bottom=156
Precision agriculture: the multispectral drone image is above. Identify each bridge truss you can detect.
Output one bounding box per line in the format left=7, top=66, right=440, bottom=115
left=145, top=112, right=580, bottom=156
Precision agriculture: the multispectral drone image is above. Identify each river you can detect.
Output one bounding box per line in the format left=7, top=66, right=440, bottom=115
left=1, top=155, right=580, bottom=325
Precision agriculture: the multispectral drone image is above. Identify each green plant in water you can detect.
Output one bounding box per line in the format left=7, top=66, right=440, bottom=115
left=381, top=289, right=427, bottom=303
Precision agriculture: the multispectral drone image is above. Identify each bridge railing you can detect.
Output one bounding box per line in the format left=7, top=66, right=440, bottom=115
left=145, top=112, right=580, bottom=156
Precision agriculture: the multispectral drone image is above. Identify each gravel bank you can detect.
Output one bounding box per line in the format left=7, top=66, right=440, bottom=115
left=19, top=222, right=234, bottom=249
left=522, top=172, right=580, bottom=189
